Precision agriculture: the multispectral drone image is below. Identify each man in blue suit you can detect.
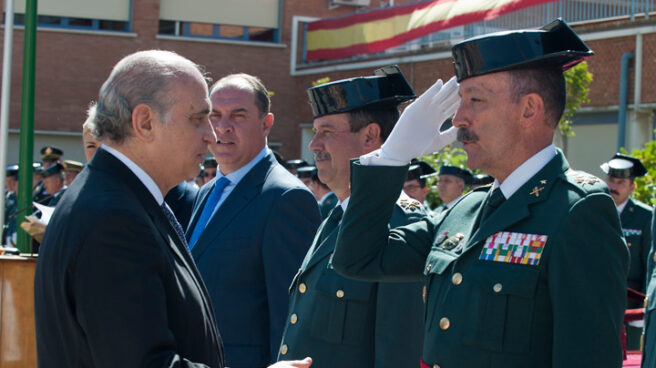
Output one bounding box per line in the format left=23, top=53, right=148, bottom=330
left=186, top=73, right=321, bottom=368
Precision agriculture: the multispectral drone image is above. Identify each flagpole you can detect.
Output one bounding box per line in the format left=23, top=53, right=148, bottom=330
left=0, top=0, right=15, bottom=246
left=16, top=0, right=37, bottom=253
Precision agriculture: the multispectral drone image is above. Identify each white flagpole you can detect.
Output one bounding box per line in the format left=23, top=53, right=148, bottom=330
left=0, top=0, right=16, bottom=243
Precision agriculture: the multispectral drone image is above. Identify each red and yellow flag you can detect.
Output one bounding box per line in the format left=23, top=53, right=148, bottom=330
left=306, top=0, right=557, bottom=62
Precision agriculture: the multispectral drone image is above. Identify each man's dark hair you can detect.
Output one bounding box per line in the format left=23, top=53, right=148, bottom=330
left=508, top=67, right=566, bottom=128
left=346, top=106, right=400, bottom=142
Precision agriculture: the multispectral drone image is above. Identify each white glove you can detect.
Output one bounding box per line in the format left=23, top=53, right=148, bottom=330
left=363, top=76, right=460, bottom=166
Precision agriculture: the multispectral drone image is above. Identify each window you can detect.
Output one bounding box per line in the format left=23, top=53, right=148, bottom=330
left=7, top=0, right=130, bottom=32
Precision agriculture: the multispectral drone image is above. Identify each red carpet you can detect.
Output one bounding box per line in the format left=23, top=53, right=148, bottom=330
left=624, top=351, right=642, bottom=367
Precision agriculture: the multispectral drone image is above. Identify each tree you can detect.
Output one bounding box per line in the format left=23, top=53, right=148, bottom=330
left=627, top=140, right=656, bottom=206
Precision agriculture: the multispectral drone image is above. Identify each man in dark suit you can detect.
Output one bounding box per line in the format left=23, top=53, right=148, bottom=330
left=333, top=20, right=628, bottom=368
left=34, top=50, right=226, bottom=368
left=601, top=153, right=652, bottom=349
left=278, top=66, right=427, bottom=368
left=186, top=73, right=321, bottom=368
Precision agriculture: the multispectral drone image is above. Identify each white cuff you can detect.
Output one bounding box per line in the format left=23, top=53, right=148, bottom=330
left=359, top=149, right=408, bottom=167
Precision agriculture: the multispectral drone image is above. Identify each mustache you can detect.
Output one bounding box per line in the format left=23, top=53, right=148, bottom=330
left=314, top=152, right=331, bottom=161
left=457, top=128, right=479, bottom=142
left=610, top=189, right=620, bottom=196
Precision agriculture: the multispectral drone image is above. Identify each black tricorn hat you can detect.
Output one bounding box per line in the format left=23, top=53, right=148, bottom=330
left=296, top=165, right=318, bottom=179
left=285, top=159, right=308, bottom=170
left=452, top=19, right=593, bottom=82
left=6, top=164, right=19, bottom=178
left=407, top=160, right=436, bottom=181
left=471, top=173, right=494, bottom=186
left=307, top=65, right=416, bottom=118
left=439, top=165, right=473, bottom=185
left=41, top=162, right=64, bottom=178
left=202, top=156, right=217, bottom=169
left=600, top=153, right=647, bottom=178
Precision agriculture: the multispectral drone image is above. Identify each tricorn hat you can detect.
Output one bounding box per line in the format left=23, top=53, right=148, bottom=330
left=452, top=19, right=593, bottom=82
left=406, top=160, right=436, bottom=181
left=307, top=65, right=416, bottom=118
left=296, top=165, right=318, bottom=179
left=41, top=162, right=64, bottom=178
left=40, top=145, right=64, bottom=161
left=600, top=153, right=647, bottom=179
left=439, top=165, right=473, bottom=185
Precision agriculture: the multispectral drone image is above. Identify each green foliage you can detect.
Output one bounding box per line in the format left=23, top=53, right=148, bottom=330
left=560, top=62, right=593, bottom=137
left=627, top=139, right=656, bottom=206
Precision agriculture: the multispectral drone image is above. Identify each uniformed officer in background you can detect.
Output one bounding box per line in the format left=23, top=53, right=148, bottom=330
left=3, top=165, right=19, bottom=246
left=278, top=66, right=427, bottom=368
left=296, top=166, right=337, bottom=219
left=435, top=165, right=472, bottom=214
left=470, top=173, right=494, bottom=190
left=62, top=160, right=84, bottom=186
left=333, top=19, right=628, bottom=368
left=403, top=159, right=436, bottom=213
left=601, top=153, right=652, bottom=350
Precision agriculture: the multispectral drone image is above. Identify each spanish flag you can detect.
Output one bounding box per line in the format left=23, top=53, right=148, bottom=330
left=306, top=0, right=557, bottom=62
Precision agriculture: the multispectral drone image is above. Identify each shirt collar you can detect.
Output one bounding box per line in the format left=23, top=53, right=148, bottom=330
left=493, top=144, right=557, bottom=200
left=218, top=147, right=269, bottom=186
left=616, top=198, right=629, bottom=214
left=101, top=144, right=164, bottom=204
left=445, top=194, right=463, bottom=209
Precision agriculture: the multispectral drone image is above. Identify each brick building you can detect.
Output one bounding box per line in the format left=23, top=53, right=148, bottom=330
left=1, top=0, right=655, bottom=177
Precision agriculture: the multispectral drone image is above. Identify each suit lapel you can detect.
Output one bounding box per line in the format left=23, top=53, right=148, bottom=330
left=190, top=153, right=275, bottom=260
left=464, top=152, right=568, bottom=253
left=186, top=183, right=212, bottom=236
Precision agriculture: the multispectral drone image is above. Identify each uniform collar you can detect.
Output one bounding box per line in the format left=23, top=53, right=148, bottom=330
left=493, top=144, right=557, bottom=200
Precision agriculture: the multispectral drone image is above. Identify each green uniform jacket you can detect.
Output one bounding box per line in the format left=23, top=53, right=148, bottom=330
left=620, top=198, right=653, bottom=300
left=642, top=212, right=656, bottom=368
left=3, top=191, right=17, bottom=244
left=278, top=195, right=426, bottom=368
left=319, top=192, right=338, bottom=219
left=333, top=152, right=629, bottom=368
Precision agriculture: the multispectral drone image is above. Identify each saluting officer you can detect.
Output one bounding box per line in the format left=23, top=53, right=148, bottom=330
left=278, top=66, right=427, bottom=368
left=333, top=19, right=628, bottom=368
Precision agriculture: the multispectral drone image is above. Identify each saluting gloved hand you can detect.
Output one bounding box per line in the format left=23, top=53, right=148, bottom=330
left=360, top=76, right=460, bottom=166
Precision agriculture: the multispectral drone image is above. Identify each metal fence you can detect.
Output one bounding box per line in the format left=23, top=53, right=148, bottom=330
left=301, top=0, right=656, bottom=65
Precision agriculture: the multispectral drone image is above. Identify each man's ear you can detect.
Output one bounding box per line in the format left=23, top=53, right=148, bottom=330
left=519, top=93, right=544, bottom=127
left=363, top=122, right=382, bottom=148
left=262, top=113, right=274, bottom=136
left=131, top=104, right=156, bottom=143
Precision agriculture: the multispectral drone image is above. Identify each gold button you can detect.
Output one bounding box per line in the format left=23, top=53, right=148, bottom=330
left=439, top=317, right=450, bottom=330
left=627, top=242, right=632, bottom=247
left=280, top=344, right=288, bottom=355
left=290, top=314, right=298, bottom=324
left=336, top=290, right=345, bottom=298
left=299, top=283, right=307, bottom=293
left=493, top=283, right=503, bottom=293
left=452, top=272, right=463, bottom=285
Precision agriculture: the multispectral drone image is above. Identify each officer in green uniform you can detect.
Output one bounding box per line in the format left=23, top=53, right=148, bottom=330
left=3, top=165, right=19, bottom=246
left=296, top=166, right=338, bottom=219
left=278, top=66, right=427, bottom=368
left=403, top=160, right=436, bottom=214
left=40, top=163, right=67, bottom=207
left=333, top=19, right=628, bottom=368
left=602, top=154, right=653, bottom=350
left=434, top=165, right=473, bottom=214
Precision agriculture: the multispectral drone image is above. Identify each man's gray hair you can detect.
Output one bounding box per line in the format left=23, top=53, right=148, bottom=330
left=87, top=50, right=207, bottom=143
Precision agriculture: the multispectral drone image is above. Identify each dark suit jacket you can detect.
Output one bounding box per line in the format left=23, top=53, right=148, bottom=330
left=187, top=152, right=321, bottom=368
left=166, top=181, right=199, bottom=229
left=34, top=148, right=224, bottom=368
left=279, top=196, right=425, bottom=368
left=334, top=152, right=628, bottom=368
left=643, top=210, right=656, bottom=368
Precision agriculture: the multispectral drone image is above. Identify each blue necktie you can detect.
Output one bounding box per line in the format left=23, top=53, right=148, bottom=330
left=188, top=176, right=230, bottom=249
left=161, top=203, right=188, bottom=249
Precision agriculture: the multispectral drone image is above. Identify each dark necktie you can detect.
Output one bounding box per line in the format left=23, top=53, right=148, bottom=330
left=162, top=203, right=189, bottom=249
left=479, top=188, right=505, bottom=223
left=188, top=176, right=231, bottom=249
left=317, top=205, right=344, bottom=246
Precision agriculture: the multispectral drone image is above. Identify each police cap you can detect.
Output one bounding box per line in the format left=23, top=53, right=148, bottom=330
left=600, top=153, right=647, bottom=179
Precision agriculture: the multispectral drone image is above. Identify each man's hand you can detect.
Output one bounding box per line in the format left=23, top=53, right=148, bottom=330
left=268, top=357, right=312, bottom=368
left=371, top=76, right=460, bottom=165
left=20, top=216, right=47, bottom=243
